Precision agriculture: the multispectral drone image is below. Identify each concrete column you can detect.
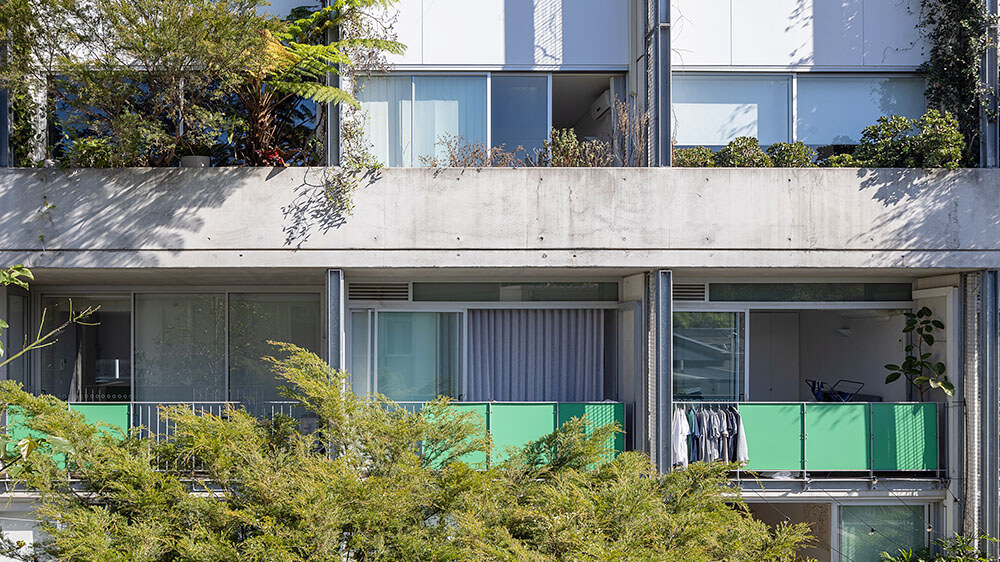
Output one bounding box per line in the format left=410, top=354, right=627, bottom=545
left=326, top=269, right=345, bottom=371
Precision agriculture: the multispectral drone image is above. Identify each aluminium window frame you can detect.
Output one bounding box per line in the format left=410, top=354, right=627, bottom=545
left=29, top=285, right=326, bottom=403
left=670, top=70, right=928, bottom=148
left=359, top=71, right=555, bottom=164
left=347, top=299, right=621, bottom=401
left=833, top=501, right=931, bottom=561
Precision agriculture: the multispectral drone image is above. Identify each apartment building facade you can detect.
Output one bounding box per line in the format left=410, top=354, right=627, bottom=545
left=1, top=1, right=1000, bottom=560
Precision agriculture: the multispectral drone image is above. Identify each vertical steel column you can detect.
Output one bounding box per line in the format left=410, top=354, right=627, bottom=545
left=647, top=0, right=671, bottom=166
left=326, top=269, right=345, bottom=371
left=654, top=270, right=673, bottom=473
left=981, top=270, right=1000, bottom=555
left=0, top=43, right=8, bottom=168
left=981, top=0, right=999, bottom=167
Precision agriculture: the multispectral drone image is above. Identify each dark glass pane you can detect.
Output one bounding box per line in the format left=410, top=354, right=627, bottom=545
left=709, top=283, right=912, bottom=302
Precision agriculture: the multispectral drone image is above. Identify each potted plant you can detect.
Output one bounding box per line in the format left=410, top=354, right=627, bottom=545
left=884, top=306, right=955, bottom=399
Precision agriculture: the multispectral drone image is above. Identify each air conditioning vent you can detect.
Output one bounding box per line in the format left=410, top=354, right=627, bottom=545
left=348, top=282, right=410, bottom=301
left=673, top=283, right=707, bottom=302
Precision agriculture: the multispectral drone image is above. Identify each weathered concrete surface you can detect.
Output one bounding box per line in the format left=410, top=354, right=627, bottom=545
left=0, top=167, right=998, bottom=270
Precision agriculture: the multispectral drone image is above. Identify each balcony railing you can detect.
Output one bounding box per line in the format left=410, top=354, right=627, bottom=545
left=5, top=401, right=626, bottom=469
left=682, top=401, right=941, bottom=476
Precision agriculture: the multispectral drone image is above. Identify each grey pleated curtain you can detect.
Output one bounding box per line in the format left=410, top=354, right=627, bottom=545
left=467, top=309, right=605, bottom=402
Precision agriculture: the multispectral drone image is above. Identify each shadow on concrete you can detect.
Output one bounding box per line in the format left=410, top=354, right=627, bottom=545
left=0, top=168, right=251, bottom=268
left=281, top=167, right=382, bottom=248
left=852, top=168, right=1000, bottom=266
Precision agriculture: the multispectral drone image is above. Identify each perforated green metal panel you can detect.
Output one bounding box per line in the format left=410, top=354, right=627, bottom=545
left=489, top=403, right=557, bottom=463
left=738, top=404, right=804, bottom=471
left=69, top=404, right=130, bottom=438
left=871, top=403, right=937, bottom=471
left=557, top=402, right=625, bottom=459
left=806, top=403, right=870, bottom=471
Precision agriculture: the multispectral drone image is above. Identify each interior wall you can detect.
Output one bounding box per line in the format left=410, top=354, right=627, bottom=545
left=798, top=310, right=907, bottom=402
left=749, top=312, right=800, bottom=401
left=749, top=309, right=907, bottom=402
left=748, top=502, right=832, bottom=562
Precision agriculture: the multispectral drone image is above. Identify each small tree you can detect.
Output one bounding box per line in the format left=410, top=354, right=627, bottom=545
left=884, top=307, right=955, bottom=400
left=0, top=344, right=814, bottom=561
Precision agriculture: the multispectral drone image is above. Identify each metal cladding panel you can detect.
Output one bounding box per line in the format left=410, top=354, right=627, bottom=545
left=448, top=402, right=489, bottom=469
left=806, top=403, right=870, bottom=471
left=739, top=403, right=804, bottom=471
left=489, top=403, right=557, bottom=463
left=69, top=404, right=130, bottom=438
left=871, top=403, right=938, bottom=471
left=557, top=402, right=626, bottom=459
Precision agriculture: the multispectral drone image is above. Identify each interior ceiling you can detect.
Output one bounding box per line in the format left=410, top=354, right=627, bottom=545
left=551, top=73, right=616, bottom=127
left=23, top=267, right=974, bottom=287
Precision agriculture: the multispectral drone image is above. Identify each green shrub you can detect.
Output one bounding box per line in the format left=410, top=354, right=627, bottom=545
left=539, top=128, right=613, bottom=167
left=672, top=146, right=716, bottom=167
left=911, top=110, right=965, bottom=169
left=852, top=115, right=916, bottom=167
left=766, top=141, right=816, bottom=167
left=824, top=153, right=858, bottom=167
left=843, top=109, right=965, bottom=169
left=715, top=136, right=772, bottom=167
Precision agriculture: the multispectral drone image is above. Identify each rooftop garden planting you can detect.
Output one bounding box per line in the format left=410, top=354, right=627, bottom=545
left=673, top=110, right=966, bottom=169
left=0, top=0, right=402, bottom=168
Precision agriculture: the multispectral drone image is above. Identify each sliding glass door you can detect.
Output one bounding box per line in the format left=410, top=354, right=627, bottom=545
left=673, top=311, right=746, bottom=401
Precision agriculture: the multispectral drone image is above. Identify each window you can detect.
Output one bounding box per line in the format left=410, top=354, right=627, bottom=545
left=839, top=505, right=926, bottom=562
left=491, top=75, right=549, bottom=155
left=673, top=311, right=745, bottom=401
left=375, top=312, right=462, bottom=402
left=411, top=282, right=619, bottom=302
left=709, top=283, right=913, bottom=302
left=228, top=293, right=322, bottom=404
left=672, top=73, right=926, bottom=148
left=672, top=74, right=791, bottom=146
left=134, top=294, right=226, bottom=402
left=40, top=295, right=131, bottom=402
left=358, top=74, right=553, bottom=166
left=797, top=76, right=926, bottom=145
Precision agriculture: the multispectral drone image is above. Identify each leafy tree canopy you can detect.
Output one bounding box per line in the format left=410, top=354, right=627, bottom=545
left=0, top=344, right=811, bottom=561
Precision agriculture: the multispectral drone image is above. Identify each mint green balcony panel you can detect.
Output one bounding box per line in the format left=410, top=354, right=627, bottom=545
left=806, top=403, right=870, bottom=470
left=872, top=403, right=937, bottom=471
left=69, top=404, right=130, bottom=438
left=489, top=403, right=557, bottom=463
left=432, top=402, right=488, bottom=469
left=739, top=404, right=804, bottom=471
left=557, top=402, right=625, bottom=460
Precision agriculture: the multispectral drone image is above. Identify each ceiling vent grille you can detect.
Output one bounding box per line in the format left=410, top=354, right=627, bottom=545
left=348, top=282, right=410, bottom=301
left=673, top=283, right=708, bottom=302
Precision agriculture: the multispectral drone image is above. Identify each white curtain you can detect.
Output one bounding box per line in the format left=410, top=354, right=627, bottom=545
left=413, top=76, right=487, bottom=164
left=467, top=309, right=605, bottom=402
left=357, top=76, right=412, bottom=166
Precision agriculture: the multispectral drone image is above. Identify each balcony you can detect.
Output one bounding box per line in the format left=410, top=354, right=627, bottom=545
left=684, top=401, right=940, bottom=476
left=5, top=400, right=626, bottom=469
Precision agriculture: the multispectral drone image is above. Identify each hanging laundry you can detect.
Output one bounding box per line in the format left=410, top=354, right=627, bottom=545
left=671, top=406, right=691, bottom=468
left=672, top=403, right=751, bottom=468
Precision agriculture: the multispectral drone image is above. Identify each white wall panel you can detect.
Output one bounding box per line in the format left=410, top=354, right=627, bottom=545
left=862, top=0, right=925, bottom=66
left=731, top=0, right=814, bottom=67
left=672, top=0, right=924, bottom=69
left=387, top=0, right=627, bottom=68
left=422, top=0, right=505, bottom=65
left=671, top=0, right=731, bottom=66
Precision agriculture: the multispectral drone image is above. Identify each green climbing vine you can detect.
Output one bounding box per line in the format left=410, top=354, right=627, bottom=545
left=918, top=0, right=995, bottom=166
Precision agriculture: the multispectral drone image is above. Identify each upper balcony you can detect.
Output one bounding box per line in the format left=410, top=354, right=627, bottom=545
left=0, top=166, right=998, bottom=273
